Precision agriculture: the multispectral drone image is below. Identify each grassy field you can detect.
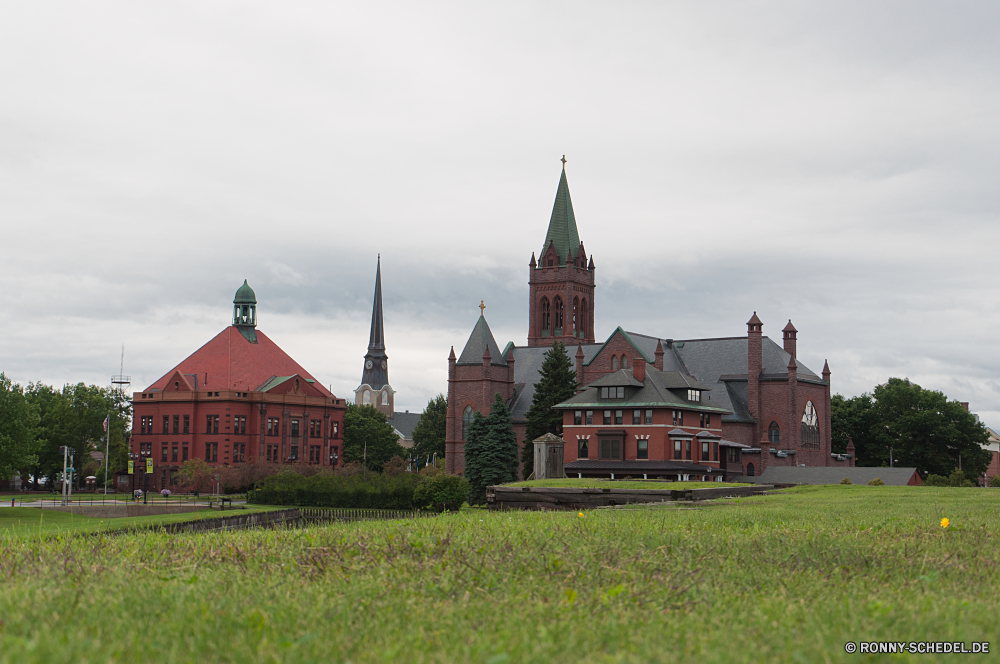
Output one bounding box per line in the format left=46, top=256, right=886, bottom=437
left=505, top=478, right=750, bottom=489
left=0, top=505, right=278, bottom=537
left=1, top=485, right=998, bottom=663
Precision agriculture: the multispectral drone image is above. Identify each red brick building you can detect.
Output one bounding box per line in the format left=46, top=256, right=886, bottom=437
left=129, top=281, right=345, bottom=492
left=445, top=161, right=852, bottom=478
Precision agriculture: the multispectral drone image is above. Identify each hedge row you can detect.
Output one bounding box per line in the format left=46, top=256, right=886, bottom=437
left=248, top=471, right=423, bottom=509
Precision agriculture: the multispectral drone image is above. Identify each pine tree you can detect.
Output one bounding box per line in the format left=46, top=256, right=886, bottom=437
left=522, top=341, right=578, bottom=479
left=464, top=393, right=519, bottom=505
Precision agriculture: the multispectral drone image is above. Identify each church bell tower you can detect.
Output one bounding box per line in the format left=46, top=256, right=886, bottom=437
left=528, top=157, right=596, bottom=347
left=355, top=257, right=394, bottom=415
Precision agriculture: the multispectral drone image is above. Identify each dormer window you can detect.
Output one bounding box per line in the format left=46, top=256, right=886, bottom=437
left=601, top=386, right=625, bottom=399
left=687, top=389, right=700, bottom=402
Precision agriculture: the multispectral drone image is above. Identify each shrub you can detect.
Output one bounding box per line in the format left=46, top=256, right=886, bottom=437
left=840, top=477, right=852, bottom=485
left=249, top=469, right=423, bottom=509
left=990, top=475, right=1000, bottom=488
left=413, top=473, right=470, bottom=512
left=868, top=477, right=884, bottom=486
left=925, top=470, right=976, bottom=487
left=382, top=456, right=409, bottom=478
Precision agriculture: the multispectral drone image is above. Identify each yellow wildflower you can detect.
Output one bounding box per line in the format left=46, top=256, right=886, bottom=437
left=940, top=517, right=949, bottom=529
left=578, top=512, right=584, bottom=518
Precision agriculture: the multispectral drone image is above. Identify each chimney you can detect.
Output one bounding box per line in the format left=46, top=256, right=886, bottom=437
left=575, top=344, right=585, bottom=388
left=783, top=320, right=797, bottom=359
left=747, top=312, right=763, bottom=428
left=654, top=339, right=664, bottom=371
left=634, top=356, right=646, bottom=382
left=960, top=402, right=970, bottom=412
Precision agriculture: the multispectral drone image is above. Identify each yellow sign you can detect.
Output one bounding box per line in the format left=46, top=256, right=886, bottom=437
left=146, top=458, right=153, bottom=474
left=128, top=460, right=134, bottom=475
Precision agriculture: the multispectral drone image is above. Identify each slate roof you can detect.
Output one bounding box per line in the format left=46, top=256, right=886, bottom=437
left=555, top=367, right=730, bottom=413
left=387, top=411, right=422, bottom=439
left=754, top=466, right=922, bottom=486
left=538, top=166, right=581, bottom=266
left=146, top=326, right=335, bottom=398
left=586, top=370, right=644, bottom=388
left=627, top=332, right=824, bottom=424
left=457, top=316, right=508, bottom=366
left=507, top=343, right=603, bottom=421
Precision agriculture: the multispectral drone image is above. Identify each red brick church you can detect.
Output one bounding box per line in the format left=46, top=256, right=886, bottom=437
left=128, top=281, right=346, bottom=493
left=445, top=161, right=853, bottom=480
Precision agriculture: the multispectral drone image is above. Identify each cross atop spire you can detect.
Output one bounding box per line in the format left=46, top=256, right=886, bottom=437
left=561, top=155, right=566, bottom=167
left=479, top=300, right=486, bottom=315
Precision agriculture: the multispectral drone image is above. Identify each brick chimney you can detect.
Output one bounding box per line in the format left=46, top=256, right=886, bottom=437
left=654, top=339, right=664, bottom=370
left=575, top=344, right=585, bottom=389
left=783, top=320, right=797, bottom=359
left=747, top=312, right=763, bottom=431
left=634, top=356, right=646, bottom=382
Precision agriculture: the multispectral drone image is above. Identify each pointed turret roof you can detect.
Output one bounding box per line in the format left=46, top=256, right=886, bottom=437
left=457, top=315, right=507, bottom=366
left=539, top=161, right=581, bottom=266
left=360, top=256, right=389, bottom=389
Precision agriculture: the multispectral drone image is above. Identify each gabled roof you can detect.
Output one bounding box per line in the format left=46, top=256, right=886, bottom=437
left=457, top=316, right=508, bottom=366
left=146, top=326, right=334, bottom=398
left=584, top=328, right=652, bottom=366
left=387, top=411, right=422, bottom=439
left=586, top=370, right=644, bottom=388
left=538, top=165, right=581, bottom=267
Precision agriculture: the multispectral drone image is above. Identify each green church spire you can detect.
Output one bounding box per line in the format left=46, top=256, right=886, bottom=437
left=539, top=157, right=580, bottom=267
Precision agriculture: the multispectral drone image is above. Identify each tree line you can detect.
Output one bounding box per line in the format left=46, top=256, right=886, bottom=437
left=0, top=373, right=131, bottom=489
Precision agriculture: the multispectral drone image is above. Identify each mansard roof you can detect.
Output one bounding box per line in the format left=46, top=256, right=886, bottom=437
left=538, top=165, right=581, bottom=267
left=146, top=326, right=334, bottom=397
left=457, top=315, right=508, bottom=366
left=555, top=368, right=729, bottom=412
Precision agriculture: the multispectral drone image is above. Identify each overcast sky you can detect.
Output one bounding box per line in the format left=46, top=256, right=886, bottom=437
left=2, top=1, right=1000, bottom=428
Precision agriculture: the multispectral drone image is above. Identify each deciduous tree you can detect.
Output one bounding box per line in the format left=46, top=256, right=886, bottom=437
left=0, top=373, right=40, bottom=480
left=831, top=378, right=990, bottom=479
left=343, top=404, right=406, bottom=473
left=411, top=394, right=447, bottom=461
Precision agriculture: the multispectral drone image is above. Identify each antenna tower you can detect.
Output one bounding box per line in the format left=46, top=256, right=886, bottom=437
left=111, top=344, right=131, bottom=397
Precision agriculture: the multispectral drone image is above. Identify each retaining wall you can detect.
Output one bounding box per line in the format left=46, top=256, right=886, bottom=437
left=487, top=485, right=775, bottom=510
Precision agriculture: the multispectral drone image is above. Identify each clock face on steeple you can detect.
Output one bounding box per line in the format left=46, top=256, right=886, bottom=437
left=381, top=360, right=387, bottom=369
left=366, top=359, right=373, bottom=369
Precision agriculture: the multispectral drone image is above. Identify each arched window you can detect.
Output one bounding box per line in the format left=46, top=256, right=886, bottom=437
left=768, top=421, right=780, bottom=444
left=621, top=356, right=628, bottom=369
left=382, top=390, right=389, bottom=405
left=363, top=390, right=371, bottom=405
left=462, top=406, right=474, bottom=441
left=554, top=297, right=564, bottom=331
left=540, top=298, right=551, bottom=333
left=801, top=401, right=820, bottom=447
left=611, top=355, right=618, bottom=371
left=580, top=299, right=588, bottom=336
left=573, top=297, right=579, bottom=334
left=746, top=462, right=755, bottom=477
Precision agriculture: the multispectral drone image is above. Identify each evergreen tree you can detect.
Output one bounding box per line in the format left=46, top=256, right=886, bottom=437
left=464, top=393, right=519, bottom=505
left=343, top=404, right=406, bottom=473
left=411, top=394, right=447, bottom=460
left=522, top=341, right=578, bottom=479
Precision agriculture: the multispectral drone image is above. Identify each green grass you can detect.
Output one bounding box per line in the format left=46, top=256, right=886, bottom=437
left=505, top=478, right=749, bottom=489
left=1, top=486, right=998, bottom=662
left=0, top=505, right=280, bottom=537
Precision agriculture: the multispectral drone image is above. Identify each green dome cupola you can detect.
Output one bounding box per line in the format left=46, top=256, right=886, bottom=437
left=233, top=280, right=258, bottom=343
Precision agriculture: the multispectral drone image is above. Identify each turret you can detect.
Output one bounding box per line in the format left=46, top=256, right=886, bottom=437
left=233, top=280, right=257, bottom=343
